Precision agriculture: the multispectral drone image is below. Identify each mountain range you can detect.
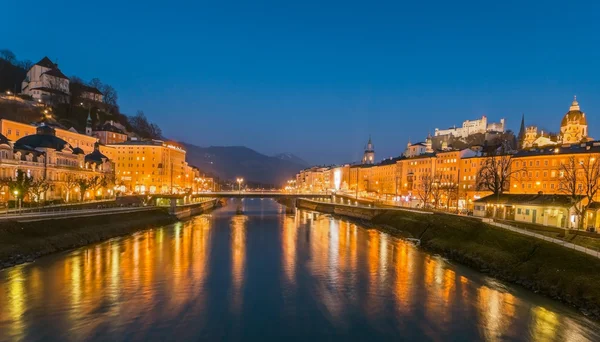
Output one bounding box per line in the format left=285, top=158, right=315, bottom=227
left=182, top=143, right=309, bottom=186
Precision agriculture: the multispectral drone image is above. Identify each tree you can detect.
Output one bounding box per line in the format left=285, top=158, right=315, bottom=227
left=430, top=179, right=443, bottom=209
left=63, top=174, right=79, bottom=202
left=2, top=170, right=33, bottom=202
left=129, top=110, right=162, bottom=139
left=416, top=174, right=435, bottom=208
left=558, top=155, right=600, bottom=229
left=440, top=177, right=460, bottom=211
left=0, top=49, right=16, bottom=64
left=18, top=59, right=33, bottom=71
left=101, top=84, right=118, bottom=107
left=28, top=178, right=52, bottom=203
left=476, top=145, right=524, bottom=197
left=76, top=176, right=99, bottom=201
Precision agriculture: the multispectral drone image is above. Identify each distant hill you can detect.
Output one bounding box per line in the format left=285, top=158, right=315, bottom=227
left=272, top=153, right=309, bottom=167
left=182, top=144, right=306, bottom=186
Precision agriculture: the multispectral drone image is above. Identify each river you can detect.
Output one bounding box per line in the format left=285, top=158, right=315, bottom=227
left=0, top=199, right=598, bottom=341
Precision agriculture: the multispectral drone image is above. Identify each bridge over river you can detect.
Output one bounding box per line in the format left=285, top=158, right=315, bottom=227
left=191, top=191, right=330, bottom=199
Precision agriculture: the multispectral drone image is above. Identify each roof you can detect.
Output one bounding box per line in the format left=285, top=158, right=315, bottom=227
left=14, top=125, right=72, bottom=151
left=561, top=97, right=587, bottom=127
left=95, top=122, right=125, bottom=134
left=72, top=147, right=85, bottom=155
left=85, top=143, right=109, bottom=164
left=0, top=133, right=10, bottom=145
left=474, top=193, right=582, bottom=207
left=108, top=139, right=164, bottom=147
left=35, top=56, right=57, bottom=68
left=514, top=140, right=600, bottom=158
left=377, top=156, right=405, bottom=166
left=42, top=68, right=69, bottom=80
left=78, top=84, right=103, bottom=95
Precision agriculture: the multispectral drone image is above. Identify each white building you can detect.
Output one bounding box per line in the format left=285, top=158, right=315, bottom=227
left=21, top=57, right=70, bottom=103
left=435, top=116, right=505, bottom=138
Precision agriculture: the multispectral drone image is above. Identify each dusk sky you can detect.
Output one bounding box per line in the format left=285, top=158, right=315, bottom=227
left=4, top=1, right=600, bottom=165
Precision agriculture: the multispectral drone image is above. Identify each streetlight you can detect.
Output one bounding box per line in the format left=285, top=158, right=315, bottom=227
left=236, top=178, right=244, bottom=193
left=13, top=190, right=19, bottom=214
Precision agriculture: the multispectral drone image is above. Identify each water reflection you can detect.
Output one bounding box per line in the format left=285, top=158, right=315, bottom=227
left=0, top=200, right=598, bottom=341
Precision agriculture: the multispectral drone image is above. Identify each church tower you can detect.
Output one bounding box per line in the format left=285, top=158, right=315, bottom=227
left=517, top=113, right=526, bottom=149
left=560, top=96, right=588, bottom=144
left=85, top=110, right=93, bottom=136
left=362, top=136, right=375, bottom=165
left=425, top=132, right=433, bottom=153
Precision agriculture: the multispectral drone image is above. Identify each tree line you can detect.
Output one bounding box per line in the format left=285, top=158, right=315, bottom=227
left=0, top=170, right=114, bottom=205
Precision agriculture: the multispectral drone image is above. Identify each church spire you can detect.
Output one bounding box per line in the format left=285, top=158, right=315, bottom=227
left=517, top=113, right=526, bottom=149
left=362, top=136, right=375, bottom=165
left=85, top=108, right=93, bottom=136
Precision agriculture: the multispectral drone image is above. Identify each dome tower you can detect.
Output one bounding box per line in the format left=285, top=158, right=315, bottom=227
left=560, top=96, right=588, bottom=144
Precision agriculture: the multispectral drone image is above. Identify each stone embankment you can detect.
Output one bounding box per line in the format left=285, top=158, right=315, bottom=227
left=296, top=198, right=600, bottom=319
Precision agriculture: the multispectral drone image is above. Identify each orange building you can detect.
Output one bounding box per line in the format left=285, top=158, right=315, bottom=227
left=109, top=139, right=194, bottom=194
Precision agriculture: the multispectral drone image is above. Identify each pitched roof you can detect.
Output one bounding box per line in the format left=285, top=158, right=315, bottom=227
left=85, top=143, right=109, bottom=164
left=42, top=68, right=69, bottom=80
left=82, top=85, right=102, bottom=95
left=35, top=56, right=57, bottom=68
left=0, top=133, right=10, bottom=145
left=95, top=122, right=125, bottom=134
left=514, top=140, right=600, bottom=158
left=474, top=193, right=582, bottom=207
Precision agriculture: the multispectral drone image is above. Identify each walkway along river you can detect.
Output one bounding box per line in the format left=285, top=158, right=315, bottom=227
left=0, top=199, right=598, bottom=340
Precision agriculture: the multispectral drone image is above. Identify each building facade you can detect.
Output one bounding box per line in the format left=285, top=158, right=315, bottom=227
left=435, top=116, right=505, bottom=138
left=109, top=139, right=195, bottom=194
left=0, top=126, right=114, bottom=203
left=21, top=57, right=70, bottom=103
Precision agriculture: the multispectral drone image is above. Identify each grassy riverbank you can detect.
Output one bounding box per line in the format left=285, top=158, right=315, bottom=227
left=0, top=209, right=178, bottom=269
left=297, top=199, right=600, bottom=318
left=376, top=211, right=600, bottom=318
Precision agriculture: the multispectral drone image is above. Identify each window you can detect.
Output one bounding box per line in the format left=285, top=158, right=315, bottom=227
left=526, top=209, right=530, bottom=215
left=517, top=208, right=522, bottom=214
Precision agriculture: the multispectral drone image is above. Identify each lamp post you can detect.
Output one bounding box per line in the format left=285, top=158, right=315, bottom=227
left=13, top=190, right=19, bottom=214
left=236, top=178, right=244, bottom=194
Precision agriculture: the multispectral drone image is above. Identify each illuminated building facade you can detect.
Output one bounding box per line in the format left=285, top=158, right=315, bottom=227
left=0, top=126, right=114, bottom=202
left=296, top=97, right=600, bottom=222
left=1, top=119, right=98, bottom=154
left=109, top=139, right=195, bottom=194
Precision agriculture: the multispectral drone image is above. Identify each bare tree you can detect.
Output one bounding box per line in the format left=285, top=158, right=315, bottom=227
left=28, top=178, right=52, bottom=204
left=76, top=176, right=99, bottom=201
left=129, top=110, right=162, bottom=139
left=0, top=49, right=16, bottom=63
left=18, top=59, right=33, bottom=71
left=101, top=84, right=118, bottom=107
left=476, top=147, right=524, bottom=197
left=558, top=155, right=600, bottom=229
left=417, top=174, right=435, bottom=209
left=441, top=178, right=459, bottom=211
left=63, top=174, right=79, bottom=202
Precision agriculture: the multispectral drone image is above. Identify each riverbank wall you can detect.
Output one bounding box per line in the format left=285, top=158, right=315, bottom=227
left=0, top=200, right=220, bottom=270
left=296, top=198, right=600, bottom=319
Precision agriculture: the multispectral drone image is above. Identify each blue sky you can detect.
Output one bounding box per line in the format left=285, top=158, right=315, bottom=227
left=3, top=0, right=600, bottom=165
